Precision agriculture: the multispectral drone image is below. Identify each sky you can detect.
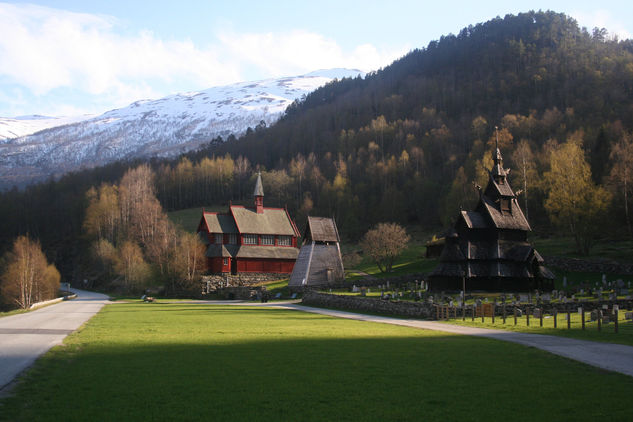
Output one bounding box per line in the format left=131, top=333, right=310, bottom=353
left=0, top=1, right=632, bottom=117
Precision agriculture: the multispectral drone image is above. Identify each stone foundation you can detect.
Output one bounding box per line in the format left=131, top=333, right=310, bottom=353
left=201, top=273, right=287, bottom=292
left=301, top=291, right=436, bottom=319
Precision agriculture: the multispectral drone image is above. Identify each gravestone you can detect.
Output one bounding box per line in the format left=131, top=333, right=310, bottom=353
left=352, top=285, right=358, bottom=293
left=621, top=289, right=629, bottom=295
left=542, top=293, right=551, bottom=302
left=519, top=294, right=528, bottom=303
left=610, top=292, right=617, bottom=300
left=533, top=308, right=541, bottom=318
left=613, top=304, right=619, bottom=312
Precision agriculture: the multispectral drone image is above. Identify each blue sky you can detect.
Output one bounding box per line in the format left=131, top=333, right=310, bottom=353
left=1, top=1, right=632, bottom=117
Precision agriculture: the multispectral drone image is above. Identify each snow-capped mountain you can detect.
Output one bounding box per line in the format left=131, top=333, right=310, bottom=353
left=0, top=115, right=93, bottom=140
left=0, top=68, right=362, bottom=188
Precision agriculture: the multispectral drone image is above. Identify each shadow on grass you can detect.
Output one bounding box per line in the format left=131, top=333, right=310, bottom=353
left=2, top=316, right=633, bottom=421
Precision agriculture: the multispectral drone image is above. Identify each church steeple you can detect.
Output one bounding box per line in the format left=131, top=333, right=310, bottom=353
left=491, top=126, right=508, bottom=185
left=254, top=172, right=264, bottom=214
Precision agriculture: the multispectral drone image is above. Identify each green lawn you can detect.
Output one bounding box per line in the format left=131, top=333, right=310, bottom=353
left=1, top=303, right=632, bottom=421
left=348, top=243, right=438, bottom=279
left=532, top=236, right=633, bottom=263
left=168, top=205, right=229, bottom=232
left=0, top=308, right=29, bottom=318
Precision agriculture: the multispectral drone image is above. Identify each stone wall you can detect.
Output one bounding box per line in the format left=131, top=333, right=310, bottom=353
left=544, top=256, right=633, bottom=275
left=202, top=273, right=288, bottom=292
left=290, top=273, right=427, bottom=292
left=301, top=291, right=436, bottom=319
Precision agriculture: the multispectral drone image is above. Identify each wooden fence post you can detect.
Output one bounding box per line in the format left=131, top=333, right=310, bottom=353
left=539, top=308, right=543, bottom=327
left=526, top=308, right=530, bottom=327
left=598, top=311, right=602, bottom=332
left=472, top=305, right=475, bottom=322
left=567, top=311, right=571, bottom=329
left=581, top=307, right=585, bottom=330
left=492, top=304, right=495, bottom=324
left=554, top=308, right=557, bottom=328
left=436, top=305, right=439, bottom=320
left=615, top=309, right=619, bottom=334
left=514, top=307, right=517, bottom=325
left=503, top=305, right=506, bottom=324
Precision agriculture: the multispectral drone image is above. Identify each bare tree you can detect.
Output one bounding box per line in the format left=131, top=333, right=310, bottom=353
left=360, top=223, right=410, bottom=273
left=511, top=139, right=537, bottom=219
left=609, top=132, right=633, bottom=235
left=1, top=236, right=60, bottom=309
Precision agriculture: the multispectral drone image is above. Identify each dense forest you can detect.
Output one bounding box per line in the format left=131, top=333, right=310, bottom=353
left=1, top=11, right=632, bottom=290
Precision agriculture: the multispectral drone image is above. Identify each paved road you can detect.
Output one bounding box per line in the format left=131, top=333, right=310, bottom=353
left=274, top=303, right=633, bottom=377
left=0, top=289, right=109, bottom=391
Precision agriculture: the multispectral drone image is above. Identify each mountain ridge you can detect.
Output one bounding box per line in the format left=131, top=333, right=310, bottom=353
left=0, top=68, right=363, bottom=188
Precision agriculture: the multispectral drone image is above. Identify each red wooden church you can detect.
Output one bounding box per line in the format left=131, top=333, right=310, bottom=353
left=197, top=173, right=300, bottom=274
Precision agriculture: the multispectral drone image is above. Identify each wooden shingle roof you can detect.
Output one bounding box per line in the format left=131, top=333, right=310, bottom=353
left=230, top=205, right=298, bottom=236
left=478, top=196, right=531, bottom=231
left=202, top=212, right=238, bottom=233
left=305, top=216, right=340, bottom=243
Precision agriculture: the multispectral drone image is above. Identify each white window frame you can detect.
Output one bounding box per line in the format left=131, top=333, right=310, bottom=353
left=215, top=233, right=223, bottom=244
left=277, top=235, right=291, bottom=246
left=244, top=234, right=258, bottom=245
left=261, top=235, right=275, bottom=245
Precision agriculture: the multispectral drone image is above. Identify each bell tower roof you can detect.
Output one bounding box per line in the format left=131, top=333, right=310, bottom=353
left=254, top=172, right=264, bottom=197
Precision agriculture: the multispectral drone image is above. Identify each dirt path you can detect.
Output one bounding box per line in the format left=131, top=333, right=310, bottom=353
left=274, top=303, right=633, bottom=377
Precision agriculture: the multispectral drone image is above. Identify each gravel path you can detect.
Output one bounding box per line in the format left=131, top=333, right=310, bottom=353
left=274, top=303, right=633, bottom=377
left=0, top=289, right=109, bottom=391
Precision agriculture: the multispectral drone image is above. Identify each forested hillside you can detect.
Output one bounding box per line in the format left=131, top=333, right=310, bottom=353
left=1, top=10, right=632, bottom=285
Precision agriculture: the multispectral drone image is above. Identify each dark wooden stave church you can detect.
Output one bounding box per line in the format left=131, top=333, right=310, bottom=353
left=428, top=146, right=554, bottom=292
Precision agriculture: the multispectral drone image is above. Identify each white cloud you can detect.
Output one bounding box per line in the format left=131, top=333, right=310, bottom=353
left=0, top=3, right=241, bottom=106
left=218, top=29, right=407, bottom=75
left=571, top=9, right=631, bottom=40
left=0, top=3, right=407, bottom=116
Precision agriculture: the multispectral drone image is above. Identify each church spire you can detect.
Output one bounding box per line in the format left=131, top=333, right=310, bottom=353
left=254, top=172, right=264, bottom=213
left=491, top=126, right=507, bottom=183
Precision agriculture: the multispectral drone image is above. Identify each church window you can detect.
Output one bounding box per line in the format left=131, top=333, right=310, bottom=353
left=277, top=236, right=291, bottom=246
left=244, top=234, right=258, bottom=245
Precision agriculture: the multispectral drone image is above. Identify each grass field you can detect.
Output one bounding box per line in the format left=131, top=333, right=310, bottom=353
left=1, top=303, right=632, bottom=421
left=532, top=236, right=633, bottom=263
